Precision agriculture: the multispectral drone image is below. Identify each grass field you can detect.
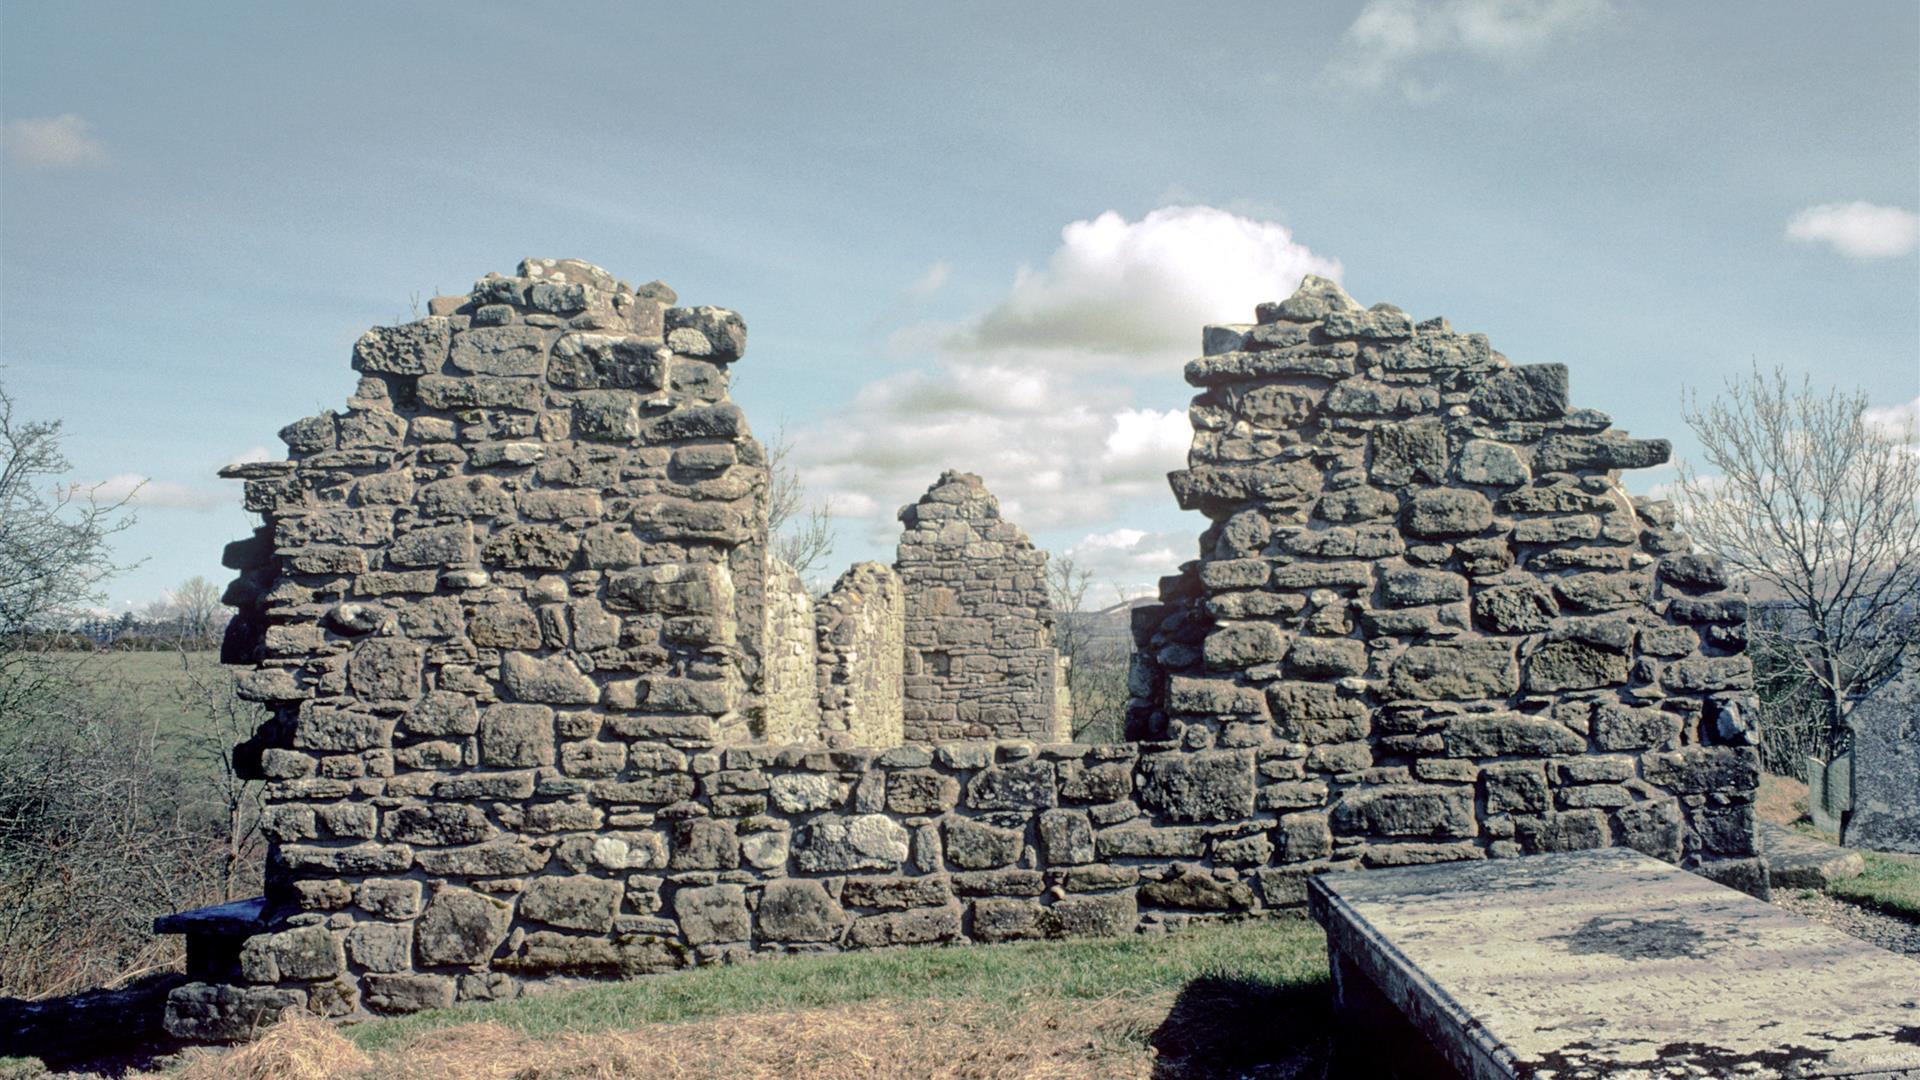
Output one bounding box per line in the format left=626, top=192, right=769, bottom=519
left=70, top=649, right=238, bottom=786
left=154, top=919, right=1333, bottom=1079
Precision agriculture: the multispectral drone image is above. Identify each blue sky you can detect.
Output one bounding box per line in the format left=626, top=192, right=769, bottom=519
left=3, top=0, right=1915, bottom=611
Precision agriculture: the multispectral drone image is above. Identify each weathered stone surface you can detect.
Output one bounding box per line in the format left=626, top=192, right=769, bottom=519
left=1456, top=440, right=1529, bottom=486
left=1403, top=489, right=1493, bottom=539
left=520, top=875, right=623, bottom=933
left=757, top=879, right=850, bottom=942
left=943, top=817, right=1023, bottom=869
left=845, top=904, right=961, bottom=948
left=1139, top=865, right=1254, bottom=911
left=1286, top=636, right=1368, bottom=678
left=886, top=770, right=959, bottom=815
left=1381, top=567, right=1467, bottom=607
left=1472, top=581, right=1557, bottom=633
left=1469, top=364, right=1567, bottom=420
left=1524, top=639, right=1630, bottom=691
left=502, top=652, right=600, bottom=704
left=353, top=319, right=452, bottom=375
left=1370, top=421, right=1448, bottom=486
left=1641, top=747, right=1759, bottom=795
left=1203, top=622, right=1290, bottom=668
left=1137, top=751, right=1255, bottom=822
left=770, top=774, right=852, bottom=814
left=1442, top=713, right=1586, bottom=758
left=1592, top=703, right=1680, bottom=750
left=1388, top=641, right=1517, bottom=701
left=362, top=974, right=456, bottom=1015
left=793, top=814, right=910, bottom=872
left=479, top=704, right=555, bottom=767
left=415, top=887, right=513, bottom=966
left=1331, top=784, right=1476, bottom=838
left=1308, top=848, right=1920, bottom=1079
left=965, top=761, right=1057, bottom=810
left=1534, top=434, right=1670, bottom=472
left=675, top=884, right=750, bottom=945
left=385, top=803, right=493, bottom=846
left=548, top=333, right=667, bottom=390
left=1037, top=809, right=1095, bottom=865
left=347, top=640, right=423, bottom=701
left=1842, top=664, right=1920, bottom=853
left=450, top=326, right=548, bottom=376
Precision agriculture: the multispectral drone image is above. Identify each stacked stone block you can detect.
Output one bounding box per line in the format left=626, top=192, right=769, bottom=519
left=164, top=265, right=1763, bottom=1041
left=814, top=562, right=906, bottom=748
left=1128, top=275, right=1761, bottom=885
left=758, top=558, right=822, bottom=744
left=897, top=472, right=1066, bottom=744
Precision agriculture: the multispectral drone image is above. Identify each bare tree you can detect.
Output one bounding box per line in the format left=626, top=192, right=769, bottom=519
left=1045, top=553, right=1130, bottom=743
left=168, top=576, right=224, bottom=648
left=766, top=428, right=836, bottom=581
left=0, top=384, right=262, bottom=998
left=1673, top=367, right=1919, bottom=764
left=0, top=382, right=135, bottom=721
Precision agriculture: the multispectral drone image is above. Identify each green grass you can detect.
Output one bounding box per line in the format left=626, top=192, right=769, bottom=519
left=347, top=916, right=1329, bottom=1051
left=82, top=650, right=241, bottom=785
left=1826, top=850, right=1920, bottom=922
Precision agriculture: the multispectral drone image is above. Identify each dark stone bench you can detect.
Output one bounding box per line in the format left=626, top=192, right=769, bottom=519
left=1309, top=848, right=1920, bottom=1079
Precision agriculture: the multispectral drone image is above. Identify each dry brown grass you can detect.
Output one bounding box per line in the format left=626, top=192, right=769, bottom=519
left=1757, top=771, right=1810, bottom=827
left=160, top=997, right=1165, bottom=1080
left=172, top=1013, right=370, bottom=1080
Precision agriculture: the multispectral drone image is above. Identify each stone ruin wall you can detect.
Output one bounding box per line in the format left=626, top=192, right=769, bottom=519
left=1128, top=276, right=1761, bottom=878
left=814, top=562, right=906, bottom=748
left=757, top=559, right=821, bottom=744
left=897, top=472, right=1066, bottom=745
left=162, top=263, right=1759, bottom=1040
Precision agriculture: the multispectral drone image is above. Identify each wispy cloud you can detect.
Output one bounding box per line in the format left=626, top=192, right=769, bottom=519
left=1063, top=527, right=1195, bottom=605
left=1786, top=202, right=1920, bottom=260
left=1328, top=0, right=1615, bottom=99
left=1863, top=395, right=1920, bottom=445
left=225, top=445, right=277, bottom=469
left=3, top=114, right=109, bottom=169
left=86, top=473, right=228, bottom=511
left=904, top=261, right=951, bottom=304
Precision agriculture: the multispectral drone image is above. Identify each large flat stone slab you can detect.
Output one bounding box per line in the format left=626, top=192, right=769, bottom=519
left=1762, top=821, right=1866, bottom=890
left=1310, top=848, right=1920, bottom=1079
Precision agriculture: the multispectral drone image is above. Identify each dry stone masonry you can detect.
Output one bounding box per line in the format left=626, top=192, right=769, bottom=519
left=1128, top=275, right=1760, bottom=884
left=814, top=562, right=906, bottom=748
left=898, top=472, right=1067, bottom=744
left=162, top=265, right=1760, bottom=1041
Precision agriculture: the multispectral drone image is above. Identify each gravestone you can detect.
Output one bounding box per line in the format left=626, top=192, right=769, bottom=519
left=1842, top=660, right=1920, bottom=854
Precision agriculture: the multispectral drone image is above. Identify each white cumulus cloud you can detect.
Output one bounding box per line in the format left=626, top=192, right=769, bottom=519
left=3, top=114, right=108, bottom=169
left=791, top=205, right=1338, bottom=559
left=796, top=363, right=1188, bottom=533
left=952, top=205, right=1340, bottom=368
left=1331, top=0, right=1615, bottom=98
left=1786, top=202, right=1920, bottom=260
